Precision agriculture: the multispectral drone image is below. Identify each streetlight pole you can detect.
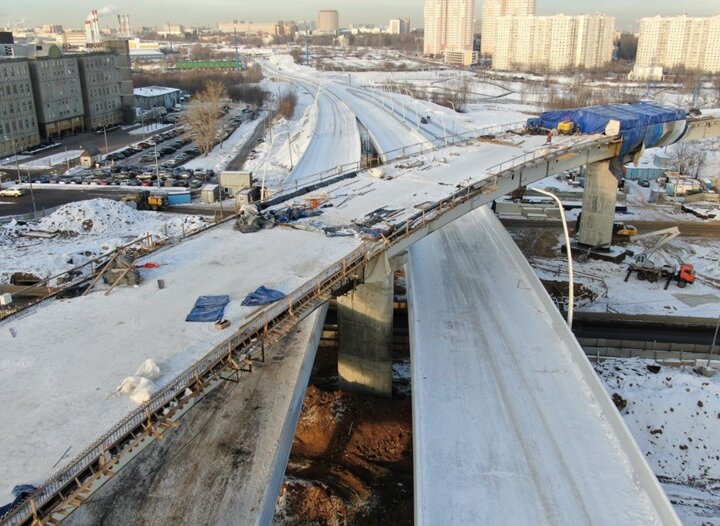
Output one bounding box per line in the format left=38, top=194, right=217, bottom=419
left=26, top=168, right=36, bottom=215
left=534, top=188, right=574, bottom=327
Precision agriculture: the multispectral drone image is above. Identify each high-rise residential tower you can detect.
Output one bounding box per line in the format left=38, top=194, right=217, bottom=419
left=424, top=0, right=475, bottom=59
left=480, top=0, right=536, bottom=56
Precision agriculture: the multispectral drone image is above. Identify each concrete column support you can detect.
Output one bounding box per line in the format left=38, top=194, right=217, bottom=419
left=337, top=253, right=393, bottom=398
left=578, top=160, right=619, bottom=248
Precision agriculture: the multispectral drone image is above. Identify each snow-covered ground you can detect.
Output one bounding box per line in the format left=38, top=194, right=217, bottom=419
left=18, top=150, right=83, bottom=170
left=0, top=199, right=208, bottom=284
left=127, top=123, right=173, bottom=136
left=595, top=358, right=720, bottom=525
left=530, top=234, right=720, bottom=317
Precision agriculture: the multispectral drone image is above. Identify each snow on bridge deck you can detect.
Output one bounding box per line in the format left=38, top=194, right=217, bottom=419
left=406, top=206, right=680, bottom=525
left=0, top=132, right=591, bottom=506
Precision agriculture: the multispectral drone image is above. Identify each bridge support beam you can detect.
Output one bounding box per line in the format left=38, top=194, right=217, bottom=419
left=578, top=160, right=618, bottom=248
left=337, top=254, right=393, bottom=398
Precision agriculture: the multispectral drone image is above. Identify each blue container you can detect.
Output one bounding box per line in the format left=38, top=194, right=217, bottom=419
left=167, top=192, right=192, bottom=205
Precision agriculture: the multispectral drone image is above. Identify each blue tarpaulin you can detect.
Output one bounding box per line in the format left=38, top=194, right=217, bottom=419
left=185, top=295, right=230, bottom=322
left=241, top=286, right=285, bottom=306
left=527, top=102, right=687, bottom=158
left=0, top=485, right=36, bottom=518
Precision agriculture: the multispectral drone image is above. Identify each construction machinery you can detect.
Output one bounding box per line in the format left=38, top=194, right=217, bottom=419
left=623, top=227, right=695, bottom=289
left=121, top=191, right=168, bottom=211
left=613, top=221, right=638, bottom=238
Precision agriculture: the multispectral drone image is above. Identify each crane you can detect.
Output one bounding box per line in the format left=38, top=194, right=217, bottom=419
left=624, top=227, right=695, bottom=288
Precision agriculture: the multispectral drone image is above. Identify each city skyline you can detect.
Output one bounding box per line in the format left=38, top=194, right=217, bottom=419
left=0, top=0, right=717, bottom=32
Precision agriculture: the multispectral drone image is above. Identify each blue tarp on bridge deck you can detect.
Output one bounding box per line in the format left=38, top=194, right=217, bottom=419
left=527, top=102, right=687, bottom=158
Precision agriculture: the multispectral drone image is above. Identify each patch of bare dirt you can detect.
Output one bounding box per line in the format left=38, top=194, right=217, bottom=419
left=274, top=385, right=413, bottom=526
left=508, top=227, right=562, bottom=259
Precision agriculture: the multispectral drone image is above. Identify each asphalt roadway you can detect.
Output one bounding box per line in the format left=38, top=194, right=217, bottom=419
left=0, top=187, right=130, bottom=217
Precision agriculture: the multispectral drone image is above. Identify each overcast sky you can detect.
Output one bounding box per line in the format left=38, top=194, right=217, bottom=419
left=1, top=0, right=717, bottom=32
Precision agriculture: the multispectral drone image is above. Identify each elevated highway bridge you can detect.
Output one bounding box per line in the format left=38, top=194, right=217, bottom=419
left=1, top=73, right=719, bottom=526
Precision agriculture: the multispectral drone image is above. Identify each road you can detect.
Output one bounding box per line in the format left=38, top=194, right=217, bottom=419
left=281, top=86, right=361, bottom=191
left=0, top=188, right=129, bottom=217
left=502, top=217, right=720, bottom=238
left=407, top=206, right=679, bottom=525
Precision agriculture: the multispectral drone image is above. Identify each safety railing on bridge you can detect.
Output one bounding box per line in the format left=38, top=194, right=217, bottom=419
left=266, top=119, right=526, bottom=206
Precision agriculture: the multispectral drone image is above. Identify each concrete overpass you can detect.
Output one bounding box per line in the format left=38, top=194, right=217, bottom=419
left=1, top=102, right=718, bottom=525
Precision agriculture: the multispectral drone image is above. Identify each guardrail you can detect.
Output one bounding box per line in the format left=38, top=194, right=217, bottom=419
left=264, top=119, right=526, bottom=206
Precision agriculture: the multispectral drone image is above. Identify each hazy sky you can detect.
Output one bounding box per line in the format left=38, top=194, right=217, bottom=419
left=1, top=0, right=717, bottom=32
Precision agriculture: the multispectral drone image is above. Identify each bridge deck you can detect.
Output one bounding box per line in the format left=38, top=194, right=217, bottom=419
left=406, top=207, right=680, bottom=525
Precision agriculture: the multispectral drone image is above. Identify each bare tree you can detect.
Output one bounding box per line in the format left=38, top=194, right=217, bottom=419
left=182, top=81, right=227, bottom=155
left=669, top=142, right=708, bottom=179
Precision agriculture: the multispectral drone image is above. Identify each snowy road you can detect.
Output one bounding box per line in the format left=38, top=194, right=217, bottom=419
left=407, top=206, right=680, bottom=525
left=281, top=85, right=361, bottom=192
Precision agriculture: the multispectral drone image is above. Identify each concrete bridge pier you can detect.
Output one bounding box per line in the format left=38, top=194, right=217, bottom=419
left=578, top=160, right=619, bottom=248
left=337, top=253, right=393, bottom=398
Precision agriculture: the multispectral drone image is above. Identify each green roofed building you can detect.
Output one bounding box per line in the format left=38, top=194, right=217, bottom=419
left=175, top=60, right=243, bottom=70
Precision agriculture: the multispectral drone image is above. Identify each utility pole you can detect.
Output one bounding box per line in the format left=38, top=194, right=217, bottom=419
left=26, top=168, right=36, bottom=215
left=234, top=28, right=241, bottom=71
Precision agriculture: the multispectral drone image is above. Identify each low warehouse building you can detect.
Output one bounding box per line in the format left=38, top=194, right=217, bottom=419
left=134, top=86, right=180, bottom=111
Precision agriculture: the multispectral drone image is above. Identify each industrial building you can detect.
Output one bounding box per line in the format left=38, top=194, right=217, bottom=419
left=492, top=14, right=615, bottom=71
left=388, top=18, right=411, bottom=35
left=134, top=86, right=181, bottom=111
left=217, top=21, right=278, bottom=35
left=480, top=0, right=536, bottom=57
left=28, top=56, right=85, bottom=138
left=0, top=59, right=41, bottom=158
left=76, top=53, right=123, bottom=131
left=317, top=10, right=340, bottom=34
left=423, top=0, right=475, bottom=62
left=633, top=15, right=720, bottom=78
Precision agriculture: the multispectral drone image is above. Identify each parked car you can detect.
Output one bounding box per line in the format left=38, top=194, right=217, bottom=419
left=639, top=179, right=651, bottom=188
left=0, top=187, right=25, bottom=197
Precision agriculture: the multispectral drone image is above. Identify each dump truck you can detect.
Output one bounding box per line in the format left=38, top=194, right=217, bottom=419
left=121, top=191, right=168, bottom=211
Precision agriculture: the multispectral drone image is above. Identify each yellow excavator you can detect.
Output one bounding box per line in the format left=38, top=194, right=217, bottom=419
left=121, top=191, right=168, bottom=211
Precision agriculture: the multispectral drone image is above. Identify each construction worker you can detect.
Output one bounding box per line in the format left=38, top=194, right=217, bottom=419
left=545, top=130, right=553, bottom=144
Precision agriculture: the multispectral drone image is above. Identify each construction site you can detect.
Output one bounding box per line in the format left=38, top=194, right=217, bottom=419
left=1, top=51, right=720, bottom=526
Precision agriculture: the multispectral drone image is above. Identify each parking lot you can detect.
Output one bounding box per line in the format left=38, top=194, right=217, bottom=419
left=0, top=105, right=258, bottom=212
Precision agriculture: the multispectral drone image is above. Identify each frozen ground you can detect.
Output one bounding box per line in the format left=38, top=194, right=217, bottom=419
left=531, top=235, right=720, bottom=317
left=127, top=123, right=173, bottom=136
left=595, top=358, right=720, bottom=525
left=0, top=199, right=208, bottom=284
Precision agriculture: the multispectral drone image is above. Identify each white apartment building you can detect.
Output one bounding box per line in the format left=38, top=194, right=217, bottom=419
left=423, top=0, right=475, bottom=59
left=480, top=0, right=536, bottom=56
left=634, top=15, right=720, bottom=75
left=493, top=14, right=615, bottom=71
left=389, top=18, right=411, bottom=35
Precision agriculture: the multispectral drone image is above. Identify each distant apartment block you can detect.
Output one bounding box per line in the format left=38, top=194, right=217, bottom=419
left=217, top=21, right=278, bottom=35
left=158, top=23, right=184, bottom=37
left=77, top=53, right=123, bottom=130
left=62, top=30, right=87, bottom=50
left=424, top=0, right=475, bottom=61
left=0, top=59, right=40, bottom=157
left=317, top=10, right=340, bottom=33
left=480, top=0, right=536, bottom=57
left=492, top=14, right=615, bottom=71
left=28, top=56, right=85, bottom=138
left=634, top=15, right=720, bottom=77
left=389, top=18, right=411, bottom=35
